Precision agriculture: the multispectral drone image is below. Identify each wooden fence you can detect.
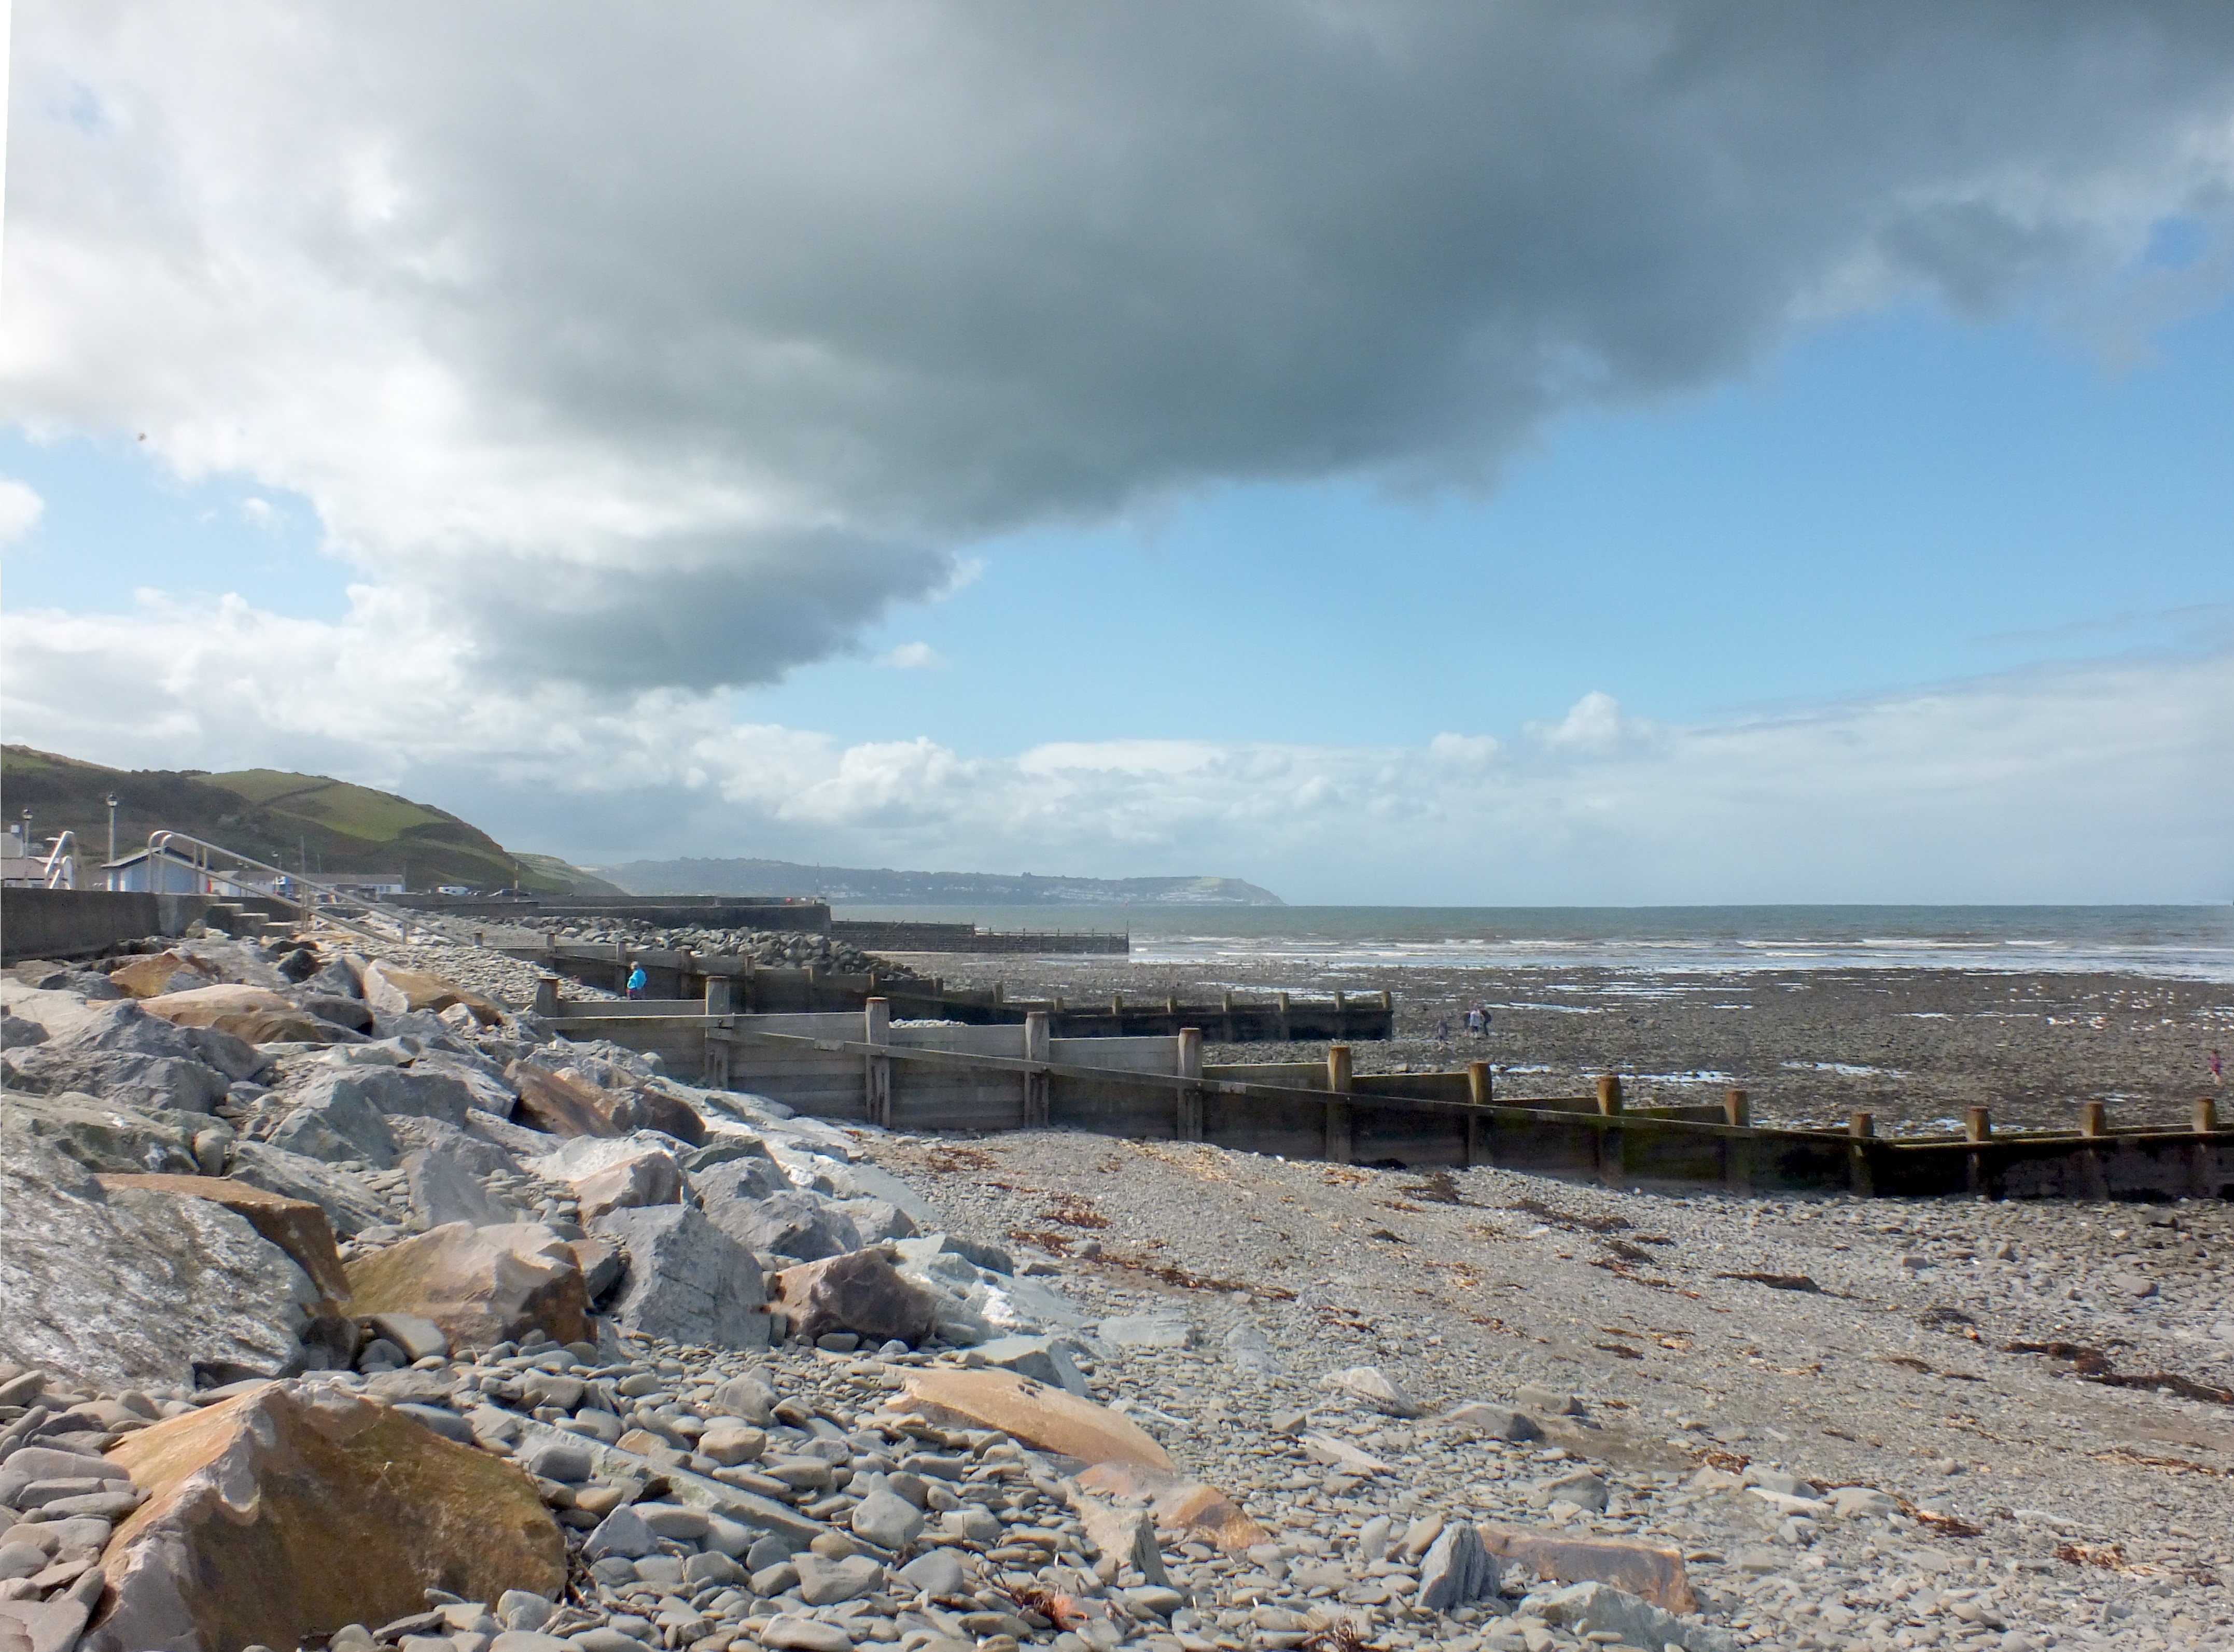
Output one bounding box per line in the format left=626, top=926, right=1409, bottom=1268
left=537, top=1000, right=2231, bottom=1201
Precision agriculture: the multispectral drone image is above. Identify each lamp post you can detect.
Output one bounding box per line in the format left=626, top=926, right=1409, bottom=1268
left=19, top=809, right=30, bottom=859
left=106, top=793, right=120, bottom=869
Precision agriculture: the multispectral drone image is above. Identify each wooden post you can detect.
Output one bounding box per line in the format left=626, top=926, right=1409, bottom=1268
left=534, top=975, right=562, bottom=1017
left=1595, top=1073, right=1624, bottom=1185
left=742, top=955, right=758, bottom=1013
left=2191, top=1098, right=2218, bottom=1198
left=1721, top=1088, right=1750, bottom=1192
left=1276, top=991, right=1291, bottom=1041
left=1723, top=1088, right=1749, bottom=1128
left=1334, top=989, right=1347, bottom=1018
left=1849, top=1111, right=1875, bottom=1137
left=473, top=929, right=484, bottom=947
left=1847, top=1111, right=1874, bottom=1197
left=1165, top=992, right=1179, bottom=1030
left=993, top=979, right=1004, bottom=1005
left=2081, top=1100, right=2107, bottom=1137
left=1112, top=991, right=1125, bottom=1023
left=2079, top=1100, right=2111, bottom=1199
left=1325, top=1044, right=1353, bottom=1165
left=2197, top=1097, right=2219, bottom=1133
left=1596, top=1074, right=1623, bottom=1115
left=1965, top=1107, right=1991, bottom=1142
left=1220, top=989, right=1235, bottom=1042
left=1465, top=1061, right=1491, bottom=1168
left=704, top=974, right=732, bottom=1016
left=614, top=937, right=627, bottom=965
left=1024, top=1010, right=1051, bottom=1127
left=864, top=998, right=892, bottom=1129
left=1176, top=1027, right=1204, bottom=1142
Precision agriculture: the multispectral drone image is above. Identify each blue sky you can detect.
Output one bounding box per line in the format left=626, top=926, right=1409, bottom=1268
left=4, top=5, right=2231, bottom=900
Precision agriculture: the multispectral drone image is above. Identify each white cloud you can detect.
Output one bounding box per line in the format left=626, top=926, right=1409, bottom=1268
left=0, top=478, right=45, bottom=548
left=873, top=641, right=946, bottom=670
left=5, top=6, right=2233, bottom=692
left=4, top=592, right=2225, bottom=902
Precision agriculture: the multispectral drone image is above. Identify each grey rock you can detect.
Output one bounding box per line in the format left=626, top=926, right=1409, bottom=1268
left=1532, top=1468, right=1609, bottom=1512
left=225, top=1140, right=392, bottom=1237
left=391, top=1403, right=474, bottom=1445
left=3, top=1047, right=229, bottom=1115
left=496, top=1593, right=554, bottom=1634
left=0, top=1541, right=42, bottom=1579
left=590, top=1203, right=769, bottom=1350
left=794, top=1552, right=884, bottom=1606
left=363, top=1311, right=447, bottom=1361
left=0, top=1596, right=91, bottom=1652
left=850, top=1488, right=926, bottom=1549
left=1527, top=1580, right=1732, bottom=1652
left=710, top=1374, right=776, bottom=1423
left=972, top=1333, right=1090, bottom=1396
left=403, top=1148, right=515, bottom=1228
left=386, top=1115, right=522, bottom=1178
left=689, top=1154, right=789, bottom=1202
left=0, top=1143, right=315, bottom=1393
left=1321, top=1365, right=1423, bottom=1417
left=523, top=1439, right=596, bottom=1483
left=1417, top=1521, right=1501, bottom=1612
left=896, top=1549, right=966, bottom=1596
left=582, top=1505, right=656, bottom=1561
left=0, top=1090, right=200, bottom=1175
left=0, top=1012, right=49, bottom=1048
left=1222, top=1324, right=1287, bottom=1376
left=1514, top=1383, right=1586, bottom=1417
left=635, top=1503, right=710, bottom=1542
left=832, top=1196, right=917, bottom=1244
left=1442, top=1402, right=1541, bottom=1440
left=268, top=1074, right=402, bottom=1168
left=758, top=1618, right=849, bottom=1652
left=700, top=1188, right=861, bottom=1263
left=184, top=1025, right=272, bottom=1083
left=490, top=1635, right=570, bottom=1652
left=1098, top=1312, right=1193, bottom=1348
left=682, top=1551, right=747, bottom=1587
left=834, top=1159, right=937, bottom=1226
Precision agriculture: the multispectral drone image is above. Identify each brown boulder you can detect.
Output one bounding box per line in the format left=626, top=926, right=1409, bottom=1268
left=343, top=1222, right=588, bottom=1352
left=109, top=951, right=214, bottom=999
left=773, top=1250, right=939, bottom=1347
left=507, top=1061, right=623, bottom=1138
left=139, top=984, right=336, bottom=1045
left=633, top=1087, right=708, bottom=1147
left=95, top=1174, right=352, bottom=1304
left=902, top=1366, right=1170, bottom=1471
left=88, top=1382, right=564, bottom=1652
left=362, top=963, right=508, bottom=1027
left=570, top=1152, right=683, bottom=1222
left=1074, top=1460, right=1268, bottom=1553
left=1475, top=1523, right=1697, bottom=1613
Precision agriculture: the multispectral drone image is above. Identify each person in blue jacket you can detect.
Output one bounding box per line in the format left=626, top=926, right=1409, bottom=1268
left=626, top=960, right=649, bottom=999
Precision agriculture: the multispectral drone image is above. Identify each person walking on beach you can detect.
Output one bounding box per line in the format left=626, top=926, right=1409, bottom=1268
left=2213, top=1048, right=2224, bottom=1085
left=1464, top=1006, right=1483, bottom=1037
left=626, top=960, right=649, bottom=1000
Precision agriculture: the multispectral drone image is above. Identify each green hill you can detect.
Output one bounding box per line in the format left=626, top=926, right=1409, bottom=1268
left=0, top=746, right=600, bottom=894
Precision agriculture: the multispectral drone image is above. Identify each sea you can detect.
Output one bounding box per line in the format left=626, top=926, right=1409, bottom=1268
left=828, top=903, right=2234, bottom=983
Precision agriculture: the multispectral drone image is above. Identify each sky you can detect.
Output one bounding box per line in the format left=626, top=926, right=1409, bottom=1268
left=2, top=2, right=2231, bottom=904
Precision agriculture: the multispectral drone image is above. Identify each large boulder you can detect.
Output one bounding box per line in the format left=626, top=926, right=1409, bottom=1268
left=343, top=1222, right=589, bottom=1352
left=141, top=984, right=340, bottom=1046
left=901, top=1366, right=1171, bottom=1471
left=226, top=1141, right=393, bottom=1237
left=360, top=963, right=509, bottom=1027
left=402, top=1147, right=519, bottom=1228
left=88, top=1383, right=565, bottom=1652
left=109, top=950, right=219, bottom=999
left=571, top=1151, right=683, bottom=1222
left=267, top=1075, right=401, bottom=1168
left=591, top=1204, right=769, bottom=1349
left=0, top=1146, right=318, bottom=1391
left=507, top=1061, right=623, bottom=1138
left=772, top=1250, right=940, bottom=1348
left=0, top=1091, right=202, bottom=1176
left=1, top=1046, right=230, bottom=1115
left=703, top=1188, right=861, bottom=1263
left=692, top=1153, right=790, bottom=1203
left=95, top=1174, right=353, bottom=1304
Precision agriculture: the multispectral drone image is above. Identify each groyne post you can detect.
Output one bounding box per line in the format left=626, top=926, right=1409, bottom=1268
left=1464, top=1061, right=1491, bottom=1167
left=1847, top=1111, right=1875, bottom=1196
left=1176, top=1027, right=1204, bottom=1142
left=1024, top=1011, right=1051, bottom=1127
left=1324, top=1043, right=1354, bottom=1165
left=864, top=997, right=892, bottom=1128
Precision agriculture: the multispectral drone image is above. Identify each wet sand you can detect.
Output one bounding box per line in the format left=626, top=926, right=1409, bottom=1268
left=887, top=953, right=2232, bottom=1135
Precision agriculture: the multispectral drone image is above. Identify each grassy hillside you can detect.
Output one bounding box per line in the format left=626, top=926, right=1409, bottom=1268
left=599, top=856, right=1285, bottom=905
left=0, top=746, right=596, bottom=894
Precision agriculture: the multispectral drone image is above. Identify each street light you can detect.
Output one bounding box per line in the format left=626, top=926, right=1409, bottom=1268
left=106, top=793, right=120, bottom=868
left=19, top=809, right=30, bottom=858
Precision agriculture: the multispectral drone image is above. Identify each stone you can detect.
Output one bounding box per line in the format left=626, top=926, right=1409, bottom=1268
left=699, top=1422, right=766, bottom=1466
left=497, top=1593, right=553, bottom=1633
left=582, top=1507, right=656, bottom=1562
left=0, top=1145, right=318, bottom=1392
left=689, top=1154, right=789, bottom=1203
left=793, top=1552, right=883, bottom=1606
left=1524, top=1580, right=1730, bottom=1652
left=1514, top=1384, right=1585, bottom=1417
left=1477, top=1525, right=1697, bottom=1613
left=343, top=1222, right=589, bottom=1352
left=849, top=1488, right=925, bottom=1549
left=402, top=1147, right=516, bottom=1229
left=269, top=1074, right=403, bottom=1169
left=832, top=1197, right=917, bottom=1245
left=568, top=1238, right=624, bottom=1301
left=1831, top=1485, right=1897, bottom=1518
left=522, top=1439, right=595, bottom=1485
left=1531, top=1468, right=1609, bottom=1512
left=635, top=1503, right=709, bottom=1541
left=0, top=1090, right=201, bottom=1176
left=1076, top=1496, right=1169, bottom=1587
left=896, top=1549, right=966, bottom=1595
left=710, top=1375, right=776, bottom=1423
left=570, top=1152, right=683, bottom=1223
left=1097, top=1312, right=1193, bottom=1349
left=1073, top=1462, right=1268, bottom=1554
left=1320, top=1365, right=1422, bottom=1417
left=3, top=1046, right=231, bottom=1115
left=972, top=1334, right=1090, bottom=1396
left=772, top=1250, right=940, bottom=1347
left=489, top=1635, right=570, bottom=1652
left=703, top=1189, right=862, bottom=1263
left=182, top=1025, right=274, bottom=1084
left=365, top=1312, right=449, bottom=1362
left=759, top=1618, right=851, bottom=1652
left=1417, top=1522, right=1501, bottom=1612
left=86, top=1383, right=564, bottom=1652
left=1222, top=1324, right=1286, bottom=1376
left=1298, top=1433, right=1391, bottom=1476
left=1443, top=1403, right=1542, bottom=1440
left=591, top=1203, right=769, bottom=1350
left=0, top=1598, right=89, bottom=1652
left=629, top=1088, right=707, bottom=1148
left=225, top=1141, right=394, bottom=1237
left=905, top=1368, right=1170, bottom=1470
left=140, top=984, right=336, bottom=1046
left=94, top=1173, right=353, bottom=1304
left=505, top=1062, right=622, bottom=1139
left=360, top=964, right=508, bottom=1028
left=299, top=995, right=376, bottom=1034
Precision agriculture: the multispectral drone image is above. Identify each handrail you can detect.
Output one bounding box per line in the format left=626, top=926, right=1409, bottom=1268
left=38, top=831, right=77, bottom=890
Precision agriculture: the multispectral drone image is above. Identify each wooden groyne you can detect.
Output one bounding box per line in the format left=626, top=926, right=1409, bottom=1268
left=828, top=920, right=1128, bottom=956
left=540, top=1000, right=2230, bottom=1202
left=512, top=944, right=1395, bottom=1041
